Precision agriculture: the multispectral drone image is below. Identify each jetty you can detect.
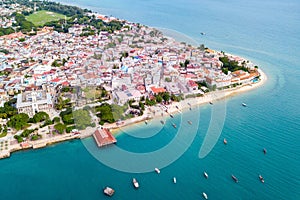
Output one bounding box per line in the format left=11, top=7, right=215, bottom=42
left=93, top=128, right=117, bottom=147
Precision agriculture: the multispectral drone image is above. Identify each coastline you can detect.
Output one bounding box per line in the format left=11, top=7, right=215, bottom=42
left=104, top=68, right=267, bottom=134
left=0, top=1, right=268, bottom=159
left=0, top=68, right=267, bottom=159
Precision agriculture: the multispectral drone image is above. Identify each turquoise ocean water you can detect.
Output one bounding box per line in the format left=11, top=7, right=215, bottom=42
left=0, top=0, right=300, bottom=199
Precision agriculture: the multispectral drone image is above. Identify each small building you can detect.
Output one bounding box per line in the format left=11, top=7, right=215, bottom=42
left=93, top=128, right=117, bottom=147
left=149, top=86, right=166, bottom=95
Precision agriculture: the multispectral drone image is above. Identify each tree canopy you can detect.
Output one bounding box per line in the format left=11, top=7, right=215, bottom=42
left=73, top=109, right=92, bottom=130
left=54, top=123, right=66, bottom=134
left=219, top=56, right=249, bottom=74
left=31, top=111, right=50, bottom=123
left=7, top=113, right=29, bottom=130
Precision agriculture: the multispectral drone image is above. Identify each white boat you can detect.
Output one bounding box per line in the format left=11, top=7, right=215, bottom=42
left=242, top=103, right=247, bottom=107
left=172, top=123, right=177, bottom=128
left=204, top=172, right=208, bottom=179
left=259, top=175, right=265, bottom=183
left=132, top=178, right=139, bottom=188
left=155, top=168, right=160, bottom=174
left=103, top=187, right=115, bottom=196
left=173, top=177, right=177, bottom=183
left=202, top=192, right=208, bottom=199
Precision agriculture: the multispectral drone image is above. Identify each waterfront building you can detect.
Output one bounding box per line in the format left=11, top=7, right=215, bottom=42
left=93, top=128, right=117, bottom=147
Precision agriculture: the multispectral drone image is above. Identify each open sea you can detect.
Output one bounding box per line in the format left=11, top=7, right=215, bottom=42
left=0, top=0, right=299, bottom=199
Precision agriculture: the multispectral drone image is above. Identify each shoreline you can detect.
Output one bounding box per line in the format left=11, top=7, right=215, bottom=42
left=0, top=68, right=267, bottom=159
left=0, top=2, right=268, bottom=159
left=104, top=68, right=267, bottom=134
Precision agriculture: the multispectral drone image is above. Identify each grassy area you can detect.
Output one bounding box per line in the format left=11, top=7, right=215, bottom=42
left=26, top=10, right=66, bottom=26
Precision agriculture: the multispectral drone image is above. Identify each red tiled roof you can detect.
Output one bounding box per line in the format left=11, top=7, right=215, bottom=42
left=51, top=78, right=61, bottom=82
left=150, top=86, right=166, bottom=94
left=93, top=128, right=117, bottom=147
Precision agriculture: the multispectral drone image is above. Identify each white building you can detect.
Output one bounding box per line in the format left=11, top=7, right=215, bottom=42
left=114, top=89, right=143, bottom=105
left=16, top=90, right=54, bottom=117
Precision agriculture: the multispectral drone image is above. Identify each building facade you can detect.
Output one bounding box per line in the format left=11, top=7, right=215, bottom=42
left=16, top=90, right=54, bottom=117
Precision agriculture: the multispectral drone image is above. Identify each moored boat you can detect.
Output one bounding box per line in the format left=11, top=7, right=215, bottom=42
left=103, top=187, right=115, bottom=196
left=173, top=177, right=177, bottom=183
left=155, top=168, right=160, bottom=174
left=263, top=148, right=267, bottom=154
left=204, top=172, right=208, bottom=179
left=209, top=101, right=213, bottom=105
left=133, top=178, right=139, bottom=188
left=242, top=103, right=247, bottom=107
left=160, top=120, right=165, bottom=125
left=172, top=123, right=177, bottom=128
left=145, top=120, right=148, bottom=125
left=223, top=138, right=227, bottom=144
left=170, top=114, right=174, bottom=118
left=231, top=175, right=238, bottom=183
left=259, top=175, right=265, bottom=183
left=202, top=192, right=208, bottom=199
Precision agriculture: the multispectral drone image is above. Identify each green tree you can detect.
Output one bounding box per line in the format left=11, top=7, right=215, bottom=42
left=53, top=117, right=61, bottom=123
left=162, top=92, right=170, bottom=102
left=165, top=77, right=171, bottom=82
left=54, top=123, right=66, bottom=134
left=7, top=113, right=29, bottom=130
left=145, top=97, right=156, bottom=106
left=73, top=109, right=92, bottom=130
left=155, top=95, right=163, bottom=103
left=31, top=111, right=49, bottom=123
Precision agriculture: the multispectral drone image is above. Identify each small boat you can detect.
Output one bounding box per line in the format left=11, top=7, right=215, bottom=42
left=259, top=175, right=265, bottom=183
left=189, top=107, right=192, bottom=111
left=175, top=105, right=179, bottom=109
left=209, top=101, right=213, bottom=105
left=103, top=187, right=115, bottom=196
left=203, top=172, right=208, bottom=179
left=173, top=177, right=177, bottom=184
left=231, top=175, right=238, bottom=183
left=202, top=192, right=208, bottom=199
left=223, top=138, right=227, bottom=144
left=188, top=120, right=192, bottom=125
left=170, top=114, right=174, bottom=118
left=178, top=110, right=182, bottom=114
left=145, top=120, right=148, bottom=125
left=201, top=32, right=206, bottom=35
left=172, top=123, right=177, bottom=128
left=160, top=120, right=165, bottom=125
left=132, top=178, right=139, bottom=188
left=242, top=103, right=247, bottom=107
left=155, top=168, right=160, bottom=174
left=263, top=148, right=267, bottom=154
